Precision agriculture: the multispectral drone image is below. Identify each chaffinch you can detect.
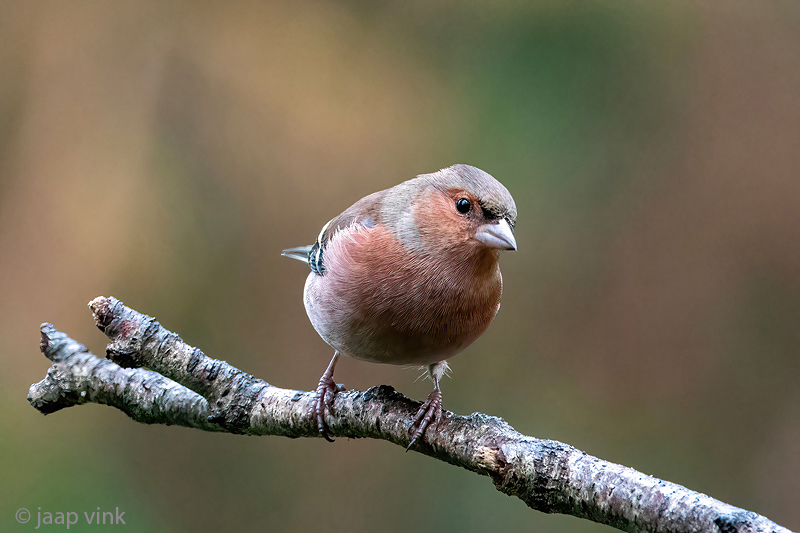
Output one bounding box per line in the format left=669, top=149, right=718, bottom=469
left=283, top=164, right=517, bottom=447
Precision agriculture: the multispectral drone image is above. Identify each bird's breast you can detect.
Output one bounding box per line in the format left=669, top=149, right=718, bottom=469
left=303, top=224, right=502, bottom=365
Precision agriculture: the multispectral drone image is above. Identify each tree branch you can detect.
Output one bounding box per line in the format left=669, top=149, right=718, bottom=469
left=28, top=297, right=791, bottom=533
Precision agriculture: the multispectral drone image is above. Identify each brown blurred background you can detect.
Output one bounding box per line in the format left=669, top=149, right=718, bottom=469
left=2, top=1, right=799, bottom=531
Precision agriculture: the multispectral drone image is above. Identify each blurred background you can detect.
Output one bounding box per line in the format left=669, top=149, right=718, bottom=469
left=1, top=1, right=798, bottom=531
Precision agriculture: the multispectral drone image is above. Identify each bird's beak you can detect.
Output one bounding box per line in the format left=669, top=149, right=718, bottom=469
left=475, top=219, right=517, bottom=251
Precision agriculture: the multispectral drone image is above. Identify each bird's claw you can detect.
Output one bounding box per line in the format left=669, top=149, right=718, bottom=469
left=407, top=388, right=443, bottom=450
left=309, top=375, right=345, bottom=442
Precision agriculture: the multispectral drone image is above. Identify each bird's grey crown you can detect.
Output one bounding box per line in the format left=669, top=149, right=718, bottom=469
left=426, top=164, right=517, bottom=225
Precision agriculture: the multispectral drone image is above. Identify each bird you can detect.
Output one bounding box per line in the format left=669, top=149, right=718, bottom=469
left=282, top=164, right=517, bottom=448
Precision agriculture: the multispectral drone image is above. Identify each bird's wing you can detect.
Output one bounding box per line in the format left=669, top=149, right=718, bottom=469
left=282, top=190, right=385, bottom=276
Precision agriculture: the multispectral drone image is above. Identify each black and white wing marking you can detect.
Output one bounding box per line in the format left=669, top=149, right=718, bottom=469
left=281, top=219, right=332, bottom=275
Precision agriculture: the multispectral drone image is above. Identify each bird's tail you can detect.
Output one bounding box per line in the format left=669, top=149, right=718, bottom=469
left=281, top=245, right=313, bottom=264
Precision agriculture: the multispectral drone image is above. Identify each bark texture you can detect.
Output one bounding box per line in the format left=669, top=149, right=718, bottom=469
left=27, top=296, right=792, bottom=533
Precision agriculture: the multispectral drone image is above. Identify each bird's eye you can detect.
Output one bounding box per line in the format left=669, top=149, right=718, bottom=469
left=456, top=198, right=471, bottom=214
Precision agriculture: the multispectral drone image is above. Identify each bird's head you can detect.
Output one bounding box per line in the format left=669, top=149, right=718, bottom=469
left=390, top=164, right=517, bottom=258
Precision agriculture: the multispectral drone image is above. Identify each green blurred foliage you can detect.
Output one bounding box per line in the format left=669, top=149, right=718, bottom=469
left=1, top=1, right=798, bottom=532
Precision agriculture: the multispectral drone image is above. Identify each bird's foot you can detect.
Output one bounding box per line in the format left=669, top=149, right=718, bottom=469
left=407, top=388, right=443, bottom=450
left=309, top=373, right=345, bottom=442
